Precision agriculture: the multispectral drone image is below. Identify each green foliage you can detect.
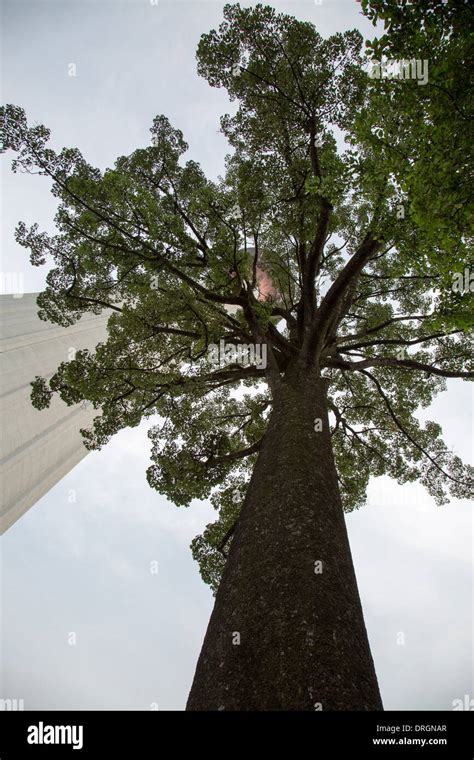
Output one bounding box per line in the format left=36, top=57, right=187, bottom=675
left=357, top=0, right=473, bottom=303
left=1, top=3, right=472, bottom=593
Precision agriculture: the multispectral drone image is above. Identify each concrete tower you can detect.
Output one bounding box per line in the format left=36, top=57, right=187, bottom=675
left=0, top=293, right=109, bottom=533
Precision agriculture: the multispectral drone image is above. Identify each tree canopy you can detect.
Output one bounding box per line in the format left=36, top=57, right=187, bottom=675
left=1, top=2, right=472, bottom=592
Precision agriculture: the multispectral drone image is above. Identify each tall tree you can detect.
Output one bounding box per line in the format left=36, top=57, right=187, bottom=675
left=1, top=2, right=472, bottom=711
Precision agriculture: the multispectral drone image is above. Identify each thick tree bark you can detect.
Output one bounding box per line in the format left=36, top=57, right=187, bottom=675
left=186, top=370, right=383, bottom=711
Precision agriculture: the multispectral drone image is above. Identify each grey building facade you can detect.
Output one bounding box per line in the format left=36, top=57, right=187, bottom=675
left=0, top=294, right=109, bottom=533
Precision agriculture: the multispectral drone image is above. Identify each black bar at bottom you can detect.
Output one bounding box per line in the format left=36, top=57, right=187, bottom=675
left=0, top=710, right=473, bottom=757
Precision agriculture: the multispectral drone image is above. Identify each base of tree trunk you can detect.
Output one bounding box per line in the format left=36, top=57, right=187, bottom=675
left=187, top=375, right=383, bottom=711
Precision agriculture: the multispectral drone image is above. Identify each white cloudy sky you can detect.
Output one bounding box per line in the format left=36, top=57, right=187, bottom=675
left=1, top=0, right=472, bottom=711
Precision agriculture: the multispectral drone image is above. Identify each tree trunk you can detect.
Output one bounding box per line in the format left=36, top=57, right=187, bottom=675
left=186, top=371, right=383, bottom=711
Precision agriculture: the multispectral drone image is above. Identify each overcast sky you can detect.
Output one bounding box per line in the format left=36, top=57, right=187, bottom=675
left=1, top=0, right=472, bottom=711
